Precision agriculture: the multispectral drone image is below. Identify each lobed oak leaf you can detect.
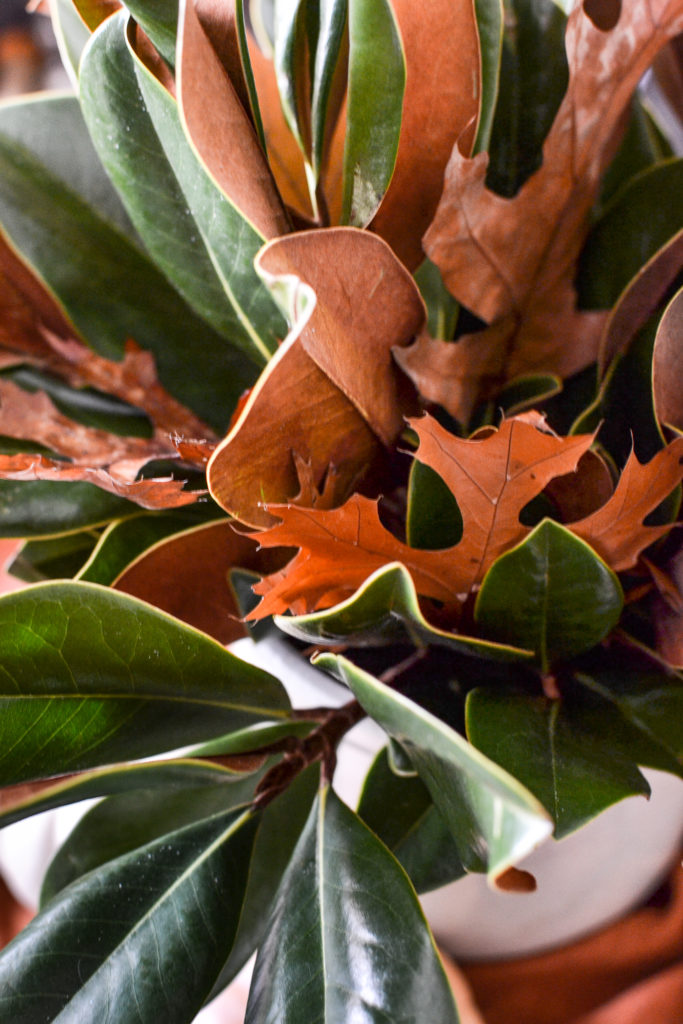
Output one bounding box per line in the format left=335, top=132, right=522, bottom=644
left=416, top=0, right=683, bottom=421
left=568, top=438, right=683, bottom=572
left=249, top=412, right=596, bottom=619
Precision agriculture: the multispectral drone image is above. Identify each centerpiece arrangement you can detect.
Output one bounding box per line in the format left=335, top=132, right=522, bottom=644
left=0, top=1, right=681, bottom=1020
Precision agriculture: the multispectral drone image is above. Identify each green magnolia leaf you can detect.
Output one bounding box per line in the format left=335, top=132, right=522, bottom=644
left=0, top=581, right=290, bottom=785
left=188, top=718, right=315, bottom=757
left=578, top=158, right=683, bottom=309
left=0, top=757, right=256, bottom=832
left=465, top=686, right=668, bottom=837
left=276, top=562, right=532, bottom=661
left=311, top=0, right=348, bottom=180
left=0, top=807, right=260, bottom=1023
left=574, top=646, right=683, bottom=761
left=485, top=0, right=568, bottom=197
left=341, top=0, right=405, bottom=226
left=77, top=508, right=219, bottom=584
left=472, top=0, right=504, bottom=154
left=316, top=653, right=552, bottom=880
left=80, top=12, right=284, bottom=375
left=40, top=764, right=269, bottom=902
left=358, top=747, right=465, bottom=892
left=497, top=373, right=562, bottom=415
left=414, top=257, right=459, bottom=341
left=8, top=530, right=99, bottom=583
left=125, top=0, right=179, bottom=67
left=246, top=785, right=459, bottom=1023
left=0, top=479, right=136, bottom=538
left=600, top=97, right=674, bottom=208
left=49, top=0, right=93, bottom=86
left=475, top=520, right=623, bottom=671
left=273, top=0, right=311, bottom=157
left=0, top=94, right=254, bottom=432
left=406, top=459, right=462, bottom=550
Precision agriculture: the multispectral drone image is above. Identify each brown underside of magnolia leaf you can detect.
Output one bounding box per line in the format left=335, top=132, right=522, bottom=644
left=369, top=0, right=480, bottom=270
left=70, top=0, right=122, bottom=32
left=652, top=288, right=683, bottom=431
left=207, top=334, right=381, bottom=528
left=256, top=228, right=424, bottom=443
left=195, top=0, right=253, bottom=119
left=177, top=0, right=289, bottom=239
left=114, top=519, right=281, bottom=643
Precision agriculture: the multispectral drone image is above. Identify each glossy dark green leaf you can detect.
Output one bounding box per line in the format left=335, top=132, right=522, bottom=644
left=40, top=763, right=268, bottom=902
left=80, top=13, right=284, bottom=372
left=414, top=257, right=459, bottom=341
left=273, top=0, right=311, bottom=157
left=578, top=159, right=683, bottom=309
left=497, top=373, right=562, bottom=415
left=0, top=807, right=259, bottom=1023
left=277, top=562, right=532, bottom=661
left=316, top=653, right=552, bottom=879
left=0, top=581, right=290, bottom=785
left=188, top=718, right=316, bottom=757
left=574, top=646, right=683, bottom=760
left=475, top=521, right=623, bottom=671
left=8, top=530, right=99, bottom=583
left=406, top=459, right=462, bottom=550
left=358, top=747, right=465, bottom=892
left=341, top=0, right=404, bottom=226
left=466, top=675, right=682, bottom=837
left=311, top=0, right=348, bottom=180
left=599, top=97, right=674, bottom=208
left=472, top=0, right=504, bottom=154
left=77, top=508, right=220, bottom=584
left=0, top=479, right=136, bottom=538
left=125, top=0, right=179, bottom=67
left=485, top=0, right=568, bottom=196
left=0, top=93, right=254, bottom=432
left=246, top=785, right=459, bottom=1023
left=0, top=757, right=256, bottom=832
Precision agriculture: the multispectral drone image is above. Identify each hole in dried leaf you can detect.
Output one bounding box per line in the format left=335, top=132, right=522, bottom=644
left=583, top=0, right=620, bottom=32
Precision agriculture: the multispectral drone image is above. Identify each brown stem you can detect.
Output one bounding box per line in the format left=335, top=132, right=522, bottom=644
left=253, top=699, right=366, bottom=808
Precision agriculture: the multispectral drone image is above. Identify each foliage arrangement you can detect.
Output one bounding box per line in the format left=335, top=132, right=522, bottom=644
left=0, top=0, right=682, bottom=1019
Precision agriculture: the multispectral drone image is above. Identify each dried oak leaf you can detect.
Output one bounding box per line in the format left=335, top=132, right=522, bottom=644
left=408, top=0, right=683, bottom=422
left=248, top=413, right=595, bottom=619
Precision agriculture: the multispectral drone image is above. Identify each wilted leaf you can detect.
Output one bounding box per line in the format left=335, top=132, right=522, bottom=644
left=653, top=286, right=683, bottom=431
left=369, top=0, right=481, bottom=269
left=418, top=0, right=683, bottom=419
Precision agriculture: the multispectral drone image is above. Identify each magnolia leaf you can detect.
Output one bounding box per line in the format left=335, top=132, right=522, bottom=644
left=310, top=0, right=349, bottom=184
left=577, top=159, right=683, bottom=310
left=598, top=228, right=683, bottom=375
left=80, top=12, right=284, bottom=371
left=0, top=479, right=136, bottom=538
left=49, top=0, right=98, bottom=85
left=245, top=786, right=459, bottom=1023
left=177, top=0, right=289, bottom=238
left=275, top=562, right=532, bottom=661
left=357, top=747, right=466, bottom=892
left=316, top=654, right=553, bottom=880
left=9, top=531, right=99, bottom=584
left=272, top=0, right=311, bottom=160
left=207, top=228, right=424, bottom=527
left=112, top=519, right=282, bottom=642
left=569, top=438, right=683, bottom=571
left=475, top=520, right=623, bottom=671
left=472, top=0, right=504, bottom=154
left=77, top=509, right=221, bottom=584
left=369, top=0, right=481, bottom=269
left=653, top=286, right=683, bottom=432
left=0, top=581, right=290, bottom=785
left=39, top=764, right=272, bottom=902
left=421, top=0, right=683, bottom=416
left=70, top=0, right=122, bottom=31
left=256, top=228, right=424, bottom=442
left=341, top=0, right=405, bottom=227
left=0, top=808, right=260, bottom=1023
left=465, top=687, right=658, bottom=838
left=125, top=0, right=179, bottom=66
left=406, top=458, right=462, bottom=549
left=0, top=757, right=255, bottom=831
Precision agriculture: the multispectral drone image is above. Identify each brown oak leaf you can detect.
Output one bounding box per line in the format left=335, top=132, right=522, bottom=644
left=249, top=413, right=595, bottom=618
left=409, top=0, right=683, bottom=422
